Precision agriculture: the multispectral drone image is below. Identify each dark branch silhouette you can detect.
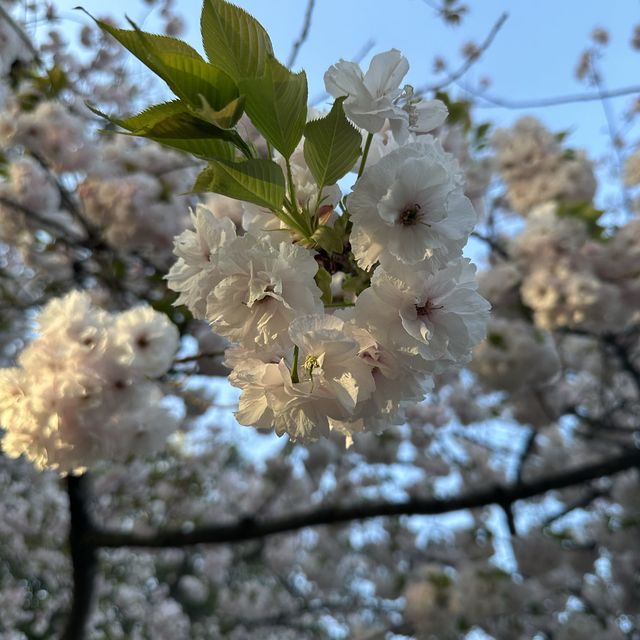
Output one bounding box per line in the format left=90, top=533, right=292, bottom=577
left=62, top=475, right=97, bottom=640
left=87, top=448, right=640, bottom=549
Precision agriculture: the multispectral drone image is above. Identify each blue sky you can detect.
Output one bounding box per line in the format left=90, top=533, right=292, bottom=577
left=57, top=0, right=639, bottom=166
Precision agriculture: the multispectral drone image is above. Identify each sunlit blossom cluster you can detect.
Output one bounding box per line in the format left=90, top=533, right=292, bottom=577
left=167, top=49, right=490, bottom=443
left=0, top=291, right=180, bottom=473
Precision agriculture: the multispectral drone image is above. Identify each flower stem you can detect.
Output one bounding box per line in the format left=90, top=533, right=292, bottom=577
left=291, top=345, right=300, bottom=383
left=357, top=133, right=374, bottom=179
left=285, top=158, right=299, bottom=215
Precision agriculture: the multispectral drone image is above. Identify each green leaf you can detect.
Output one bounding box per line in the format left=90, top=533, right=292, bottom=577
left=83, top=12, right=245, bottom=128
left=151, top=137, right=237, bottom=161
left=81, top=11, right=202, bottom=73
left=312, top=225, right=344, bottom=255
left=88, top=102, right=239, bottom=161
left=193, top=94, right=245, bottom=130
left=333, top=210, right=350, bottom=237
left=192, top=158, right=285, bottom=209
left=201, top=0, right=274, bottom=80
left=239, top=56, right=307, bottom=158
left=314, top=266, right=332, bottom=305
left=152, top=52, right=239, bottom=112
left=97, top=100, right=185, bottom=131
left=556, top=201, right=605, bottom=239
left=342, top=266, right=371, bottom=297
left=303, top=97, right=361, bottom=188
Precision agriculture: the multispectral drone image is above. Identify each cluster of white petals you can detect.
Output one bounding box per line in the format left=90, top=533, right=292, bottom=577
left=348, top=139, right=476, bottom=272
left=0, top=292, right=180, bottom=473
left=506, top=203, right=632, bottom=334
left=76, top=137, right=193, bottom=263
left=166, top=50, right=489, bottom=443
left=492, top=117, right=596, bottom=214
left=471, top=317, right=560, bottom=392
left=324, top=49, right=448, bottom=143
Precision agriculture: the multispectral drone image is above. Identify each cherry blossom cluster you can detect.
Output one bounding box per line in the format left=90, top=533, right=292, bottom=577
left=77, top=136, right=194, bottom=264
left=1, top=1, right=639, bottom=637
left=506, top=200, right=636, bottom=335
left=491, top=116, right=596, bottom=214
left=460, top=117, right=640, bottom=432
left=0, top=291, right=180, bottom=474
left=167, top=49, right=490, bottom=443
left=0, top=97, right=196, bottom=265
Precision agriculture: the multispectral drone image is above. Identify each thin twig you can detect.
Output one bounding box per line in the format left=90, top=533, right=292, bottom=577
left=352, top=38, right=376, bottom=65
left=543, top=487, right=607, bottom=527
left=28, top=152, right=105, bottom=251
left=460, top=83, right=640, bottom=110
left=588, top=60, right=633, bottom=214
left=501, top=501, right=517, bottom=536
left=0, top=2, right=41, bottom=61
left=286, top=0, right=316, bottom=68
left=470, top=230, right=509, bottom=259
left=89, top=448, right=640, bottom=549
left=419, top=12, right=508, bottom=93
left=173, top=351, right=225, bottom=365
left=515, top=429, right=537, bottom=486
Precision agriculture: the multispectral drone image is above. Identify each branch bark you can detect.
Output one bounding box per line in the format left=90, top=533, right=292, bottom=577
left=62, top=474, right=97, bottom=640
left=89, top=448, right=640, bottom=549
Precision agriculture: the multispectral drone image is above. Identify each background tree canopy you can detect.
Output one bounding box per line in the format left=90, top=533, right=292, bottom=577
left=0, top=1, right=639, bottom=639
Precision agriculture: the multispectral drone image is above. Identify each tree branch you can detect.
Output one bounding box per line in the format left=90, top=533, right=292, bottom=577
left=89, top=449, right=640, bottom=549
left=419, top=12, right=508, bottom=94
left=173, top=351, right=225, bottom=365
left=62, top=474, right=98, bottom=640
left=470, top=230, right=509, bottom=259
left=0, top=2, right=41, bottom=61
left=286, top=0, right=316, bottom=68
left=542, top=486, right=607, bottom=527
left=462, top=83, right=640, bottom=110
left=0, top=195, right=85, bottom=243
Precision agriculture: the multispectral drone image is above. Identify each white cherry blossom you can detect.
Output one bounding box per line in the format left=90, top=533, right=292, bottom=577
left=166, top=204, right=237, bottom=319
left=114, top=305, right=180, bottom=378
left=324, top=49, right=447, bottom=142
left=349, top=139, right=476, bottom=272
left=205, top=235, right=323, bottom=346
left=355, top=259, right=491, bottom=371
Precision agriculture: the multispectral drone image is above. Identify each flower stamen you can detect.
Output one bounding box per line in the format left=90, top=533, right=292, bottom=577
left=399, top=203, right=422, bottom=226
